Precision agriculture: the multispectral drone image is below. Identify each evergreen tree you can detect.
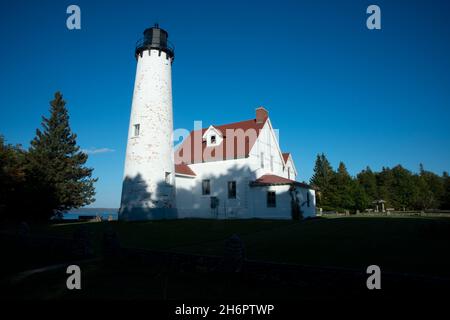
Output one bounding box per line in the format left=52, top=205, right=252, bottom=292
left=310, top=154, right=323, bottom=187
left=376, top=167, right=394, bottom=207
left=310, top=153, right=335, bottom=209
left=26, top=92, right=97, bottom=220
left=415, top=164, right=444, bottom=209
left=332, top=162, right=355, bottom=210
left=308, top=153, right=448, bottom=212
left=352, top=183, right=370, bottom=212
left=357, top=166, right=377, bottom=201
left=388, top=165, right=418, bottom=210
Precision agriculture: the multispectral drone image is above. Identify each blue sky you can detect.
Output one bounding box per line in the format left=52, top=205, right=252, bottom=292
left=1, top=0, right=449, bottom=208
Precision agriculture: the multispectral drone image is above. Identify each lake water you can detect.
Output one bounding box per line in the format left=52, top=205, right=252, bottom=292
left=63, top=208, right=119, bottom=220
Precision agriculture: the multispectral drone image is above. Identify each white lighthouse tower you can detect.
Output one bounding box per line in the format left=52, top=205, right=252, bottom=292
left=119, top=24, right=177, bottom=220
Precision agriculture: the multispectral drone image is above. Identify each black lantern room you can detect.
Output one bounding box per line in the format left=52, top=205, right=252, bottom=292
left=135, top=24, right=175, bottom=59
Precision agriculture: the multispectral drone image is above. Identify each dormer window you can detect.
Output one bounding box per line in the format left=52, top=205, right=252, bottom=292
left=203, top=126, right=222, bottom=147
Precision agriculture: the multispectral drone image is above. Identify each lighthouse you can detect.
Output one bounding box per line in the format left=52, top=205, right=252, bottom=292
left=119, top=25, right=177, bottom=220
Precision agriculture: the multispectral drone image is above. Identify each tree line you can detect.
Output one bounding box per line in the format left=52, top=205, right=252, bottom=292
left=310, top=153, right=450, bottom=212
left=0, top=92, right=97, bottom=222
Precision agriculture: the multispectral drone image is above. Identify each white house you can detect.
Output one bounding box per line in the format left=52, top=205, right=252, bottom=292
left=119, top=25, right=315, bottom=220
left=173, top=107, right=316, bottom=219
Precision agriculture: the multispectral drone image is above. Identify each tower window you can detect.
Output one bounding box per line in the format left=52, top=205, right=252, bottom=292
left=202, top=180, right=211, bottom=195
left=228, top=181, right=236, bottom=199
left=210, top=135, right=216, bottom=144
left=134, top=124, right=140, bottom=137
left=267, top=191, right=276, bottom=208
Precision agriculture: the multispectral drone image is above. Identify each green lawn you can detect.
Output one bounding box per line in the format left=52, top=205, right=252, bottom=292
left=14, top=215, right=450, bottom=277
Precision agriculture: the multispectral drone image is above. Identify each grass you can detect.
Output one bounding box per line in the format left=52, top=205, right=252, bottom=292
left=3, top=259, right=320, bottom=300
left=2, top=216, right=450, bottom=300
left=8, top=215, right=450, bottom=277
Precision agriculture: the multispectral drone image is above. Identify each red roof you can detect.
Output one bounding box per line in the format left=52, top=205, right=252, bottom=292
left=175, top=118, right=266, bottom=164
left=282, top=152, right=290, bottom=163
left=250, top=174, right=314, bottom=189
left=174, top=163, right=196, bottom=176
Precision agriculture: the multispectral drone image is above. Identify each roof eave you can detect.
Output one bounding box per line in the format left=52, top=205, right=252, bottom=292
left=175, top=173, right=196, bottom=178
left=249, top=181, right=315, bottom=189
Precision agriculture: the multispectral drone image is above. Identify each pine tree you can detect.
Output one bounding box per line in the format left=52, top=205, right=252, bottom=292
left=332, top=162, right=356, bottom=211
left=376, top=167, right=394, bottom=207
left=415, top=163, right=444, bottom=209
left=357, top=166, right=377, bottom=201
left=388, top=165, right=418, bottom=210
left=310, top=153, right=335, bottom=210
left=26, top=92, right=97, bottom=220
left=310, top=154, right=323, bottom=187
left=352, top=183, right=370, bottom=212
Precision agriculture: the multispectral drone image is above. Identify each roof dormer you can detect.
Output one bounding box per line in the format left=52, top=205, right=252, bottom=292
left=203, top=125, right=223, bottom=147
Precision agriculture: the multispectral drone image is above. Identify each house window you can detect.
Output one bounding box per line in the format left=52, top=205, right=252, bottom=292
left=134, top=124, right=140, bottom=137
left=260, top=152, right=264, bottom=168
left=202, top=179, right=211, bottom=195
left=210, top=135, right=216, bottom=144
left=165, top=172, right=171, bottom=184
left=210, top=196, right=219, bottom=209
left=228, top=181, right=236, bottom=199
left=267, top=191, right=276, bottom=208
left=270, top=156, right=274, bottom=172
left=307, top=192, right=310, bottom=207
